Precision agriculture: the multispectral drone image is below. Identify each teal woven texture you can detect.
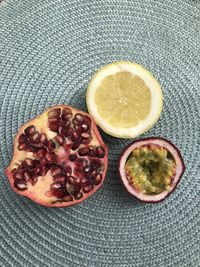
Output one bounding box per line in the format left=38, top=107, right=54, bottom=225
left=0, top=0, right=200, bottom=266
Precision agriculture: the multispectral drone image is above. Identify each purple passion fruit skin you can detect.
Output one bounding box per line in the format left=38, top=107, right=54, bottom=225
left=118, top=137, right=185, bottom=203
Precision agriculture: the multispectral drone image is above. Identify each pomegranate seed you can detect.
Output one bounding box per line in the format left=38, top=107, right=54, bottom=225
left=78, top=148, right=89, bottom=156
left=55, top=134, right=65, bottom=145
left=75, top=113, right=84, bottom=121
left=81, top=133, right=90, bottom=139
left=51, top=166, right=62, bottom=176
left=16, top=164, right=24, bottom=171
left=40, top=133, right=47, bottom=142
left=30, top=132, right=40, bottom=141
left=49, top=121, right=59, bottom=132
left=53, top=188, right=66, bottom=198
left=74, top=158, right=88, bottom=167
left=72, top=118, right=80, bottom=126
left=69, top=154, right=77, bottom=162
left=83, top=116, right=91, bottom=124
left=94, top=173, right=102, bottom=185
left=35, top=148, right=46, bottom=158
left=23, top=170, right=32, bottom=181
left=84, top=165, right=91, bottom=173
left=24, top=125, right=36, bottom=136
left=24, top=158, right=35, bottom=168
left=61, top=113, right=71, bottom=121
left=62, top=127, right=73, bottom=137
left=46, top=153, right=56, bottom=163
left=59, top=125, right=71, bottom=136
left=74, top=192, right=83, bottom=200
left=74, top=167, right=86, bottom=178
left=61, top=108, right=72, bottom=120
left=81, top=116, right=91, bottom=132
left=48, top=108, right=61, bottom=118
left=90, top=159, right=102, bottom=170
left=89, top=146, right=95, bottom=157
left=48, top=117, right=60, bottom=123
left=14, top=181, right=27, bottom=191
left=50, top=182, right=62, bottom=190
left=18, top=134, right=28, bottom=144
left=54, top=176, right=66, bottom=183
left=33, top=159, right=40, bottom=166
left=96, top=146, right=105, bottom=158
left=40, top=166, right=47, bottom=176
left=34, top=166, right=46, bottom=176
left=91, top=171, right=98, bottom=178
left=71, top=141, right=81, bottom=150
left=40, top=157, right=46, bottom=166
left=65, top=166, right=72, bottom=176
left=65, top=120, right=71, bottom=127
left=18, top=143, right=27, bottom=150
left=27, top=145, right=36, bottom=152
left=81, top=136, right=92, bottom=145
left=13, top=171, right=22, bottom=180
left=71, top=131, right=80, bottom=141
left=65, top=195, right=73, bottom=201
left=83, top=184, right=93, bottom=193
left=81, top=178, right=89, bottom=187
left=47, top=140, right=56, bottom=151
left=68, top=176, right=79, bottom=185
left=34, top=166, right=41, bottom=175
left=81, top=124, right=89, bottom=132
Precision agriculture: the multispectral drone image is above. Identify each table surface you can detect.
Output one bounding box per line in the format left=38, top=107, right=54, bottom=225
left=0, top=0, right=200, bottom=266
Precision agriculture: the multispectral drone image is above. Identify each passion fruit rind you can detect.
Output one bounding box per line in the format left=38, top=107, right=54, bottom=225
left=118, top=137, right=185, bottom=203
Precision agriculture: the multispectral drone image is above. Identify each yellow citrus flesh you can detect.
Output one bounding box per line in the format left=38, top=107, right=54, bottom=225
left=95, top=71, right=151, bottom=128
left=86, top=62, right=163, bottom=138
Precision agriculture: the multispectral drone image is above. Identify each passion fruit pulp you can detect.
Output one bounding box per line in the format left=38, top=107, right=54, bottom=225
left=118, top=137, right=185, bottom=203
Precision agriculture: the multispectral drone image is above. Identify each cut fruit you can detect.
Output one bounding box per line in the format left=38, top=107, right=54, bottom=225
left=86, top=61, right=163, bottom=138
left=6, top=105, right=108, bottom=207
left=118, top=137, right=185, bottom=203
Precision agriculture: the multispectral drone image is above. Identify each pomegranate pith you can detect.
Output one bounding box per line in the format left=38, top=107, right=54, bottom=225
left=118, top=137, right=185, bottom=203
left=6, top=105, right=108, bottom=207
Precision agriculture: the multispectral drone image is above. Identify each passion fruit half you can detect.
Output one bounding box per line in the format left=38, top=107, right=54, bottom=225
left=118, top=137, right=185, bottom=203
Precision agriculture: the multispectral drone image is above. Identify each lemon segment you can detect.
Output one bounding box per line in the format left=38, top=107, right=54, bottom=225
left=86, top=61, right=163, bottom=138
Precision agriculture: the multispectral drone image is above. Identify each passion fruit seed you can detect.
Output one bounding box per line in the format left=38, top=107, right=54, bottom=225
left=7, top=105, right=108, bottom=207
left=125, top=145, right=176, bottom=194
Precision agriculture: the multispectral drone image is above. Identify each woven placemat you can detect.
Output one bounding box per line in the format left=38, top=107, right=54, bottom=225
left=0, top=0, right=200, bottom=266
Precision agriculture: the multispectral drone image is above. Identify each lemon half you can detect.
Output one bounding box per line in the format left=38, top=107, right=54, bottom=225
left=86, top=61, right=163, bottom=138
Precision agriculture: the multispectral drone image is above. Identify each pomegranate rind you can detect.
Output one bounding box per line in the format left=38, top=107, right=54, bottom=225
left=6, top=105, right=108, bottom=208
left=118, top=137, right=185, bottom=203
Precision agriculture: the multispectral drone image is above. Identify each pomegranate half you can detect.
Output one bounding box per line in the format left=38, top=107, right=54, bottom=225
left=6, top=105, right=108, bottom=207
left=118, top=137, right=185, bottom=203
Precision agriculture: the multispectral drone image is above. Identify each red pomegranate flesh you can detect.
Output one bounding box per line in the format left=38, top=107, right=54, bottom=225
left=118, top=137, right=185, bottom=203
left=6, top=105, right=108, bottom=207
